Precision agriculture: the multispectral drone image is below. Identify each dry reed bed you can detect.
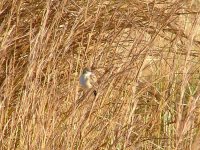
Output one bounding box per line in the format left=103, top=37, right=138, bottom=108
left=0, top=0, right=200, bottom=149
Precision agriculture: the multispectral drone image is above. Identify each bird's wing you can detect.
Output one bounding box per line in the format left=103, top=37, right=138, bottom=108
left=90, top=73, right=98, bottom=96
left=90, top=73, right=98, bottom=88
left=90, top=73, right=97, bottom=83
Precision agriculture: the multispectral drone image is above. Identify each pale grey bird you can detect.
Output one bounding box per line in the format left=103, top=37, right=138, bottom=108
left=79, top=67, right=97, bottom=96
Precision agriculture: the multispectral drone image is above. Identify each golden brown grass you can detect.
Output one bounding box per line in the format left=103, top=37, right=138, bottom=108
left=0, top=0, right=200, bottom=149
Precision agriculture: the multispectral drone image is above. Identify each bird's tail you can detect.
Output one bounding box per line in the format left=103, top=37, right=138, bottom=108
left=93, top=90, right=97, bottom=96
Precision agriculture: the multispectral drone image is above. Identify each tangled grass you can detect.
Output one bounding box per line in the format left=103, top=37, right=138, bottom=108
left=0, top=0, right=200, bottom=149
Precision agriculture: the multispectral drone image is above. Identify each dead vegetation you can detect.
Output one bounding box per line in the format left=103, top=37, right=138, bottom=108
left=0, top=0, right=200, bottom=149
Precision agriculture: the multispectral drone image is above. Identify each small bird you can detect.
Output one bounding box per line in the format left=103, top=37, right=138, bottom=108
left=79, top=67, right=97, bottom=96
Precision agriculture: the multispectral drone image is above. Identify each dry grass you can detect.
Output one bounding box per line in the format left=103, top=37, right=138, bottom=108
left=0, top=0, right=200, bottom=149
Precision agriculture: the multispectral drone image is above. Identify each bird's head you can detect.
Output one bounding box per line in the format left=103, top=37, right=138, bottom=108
left=82, top=67, right=91, bottom=75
